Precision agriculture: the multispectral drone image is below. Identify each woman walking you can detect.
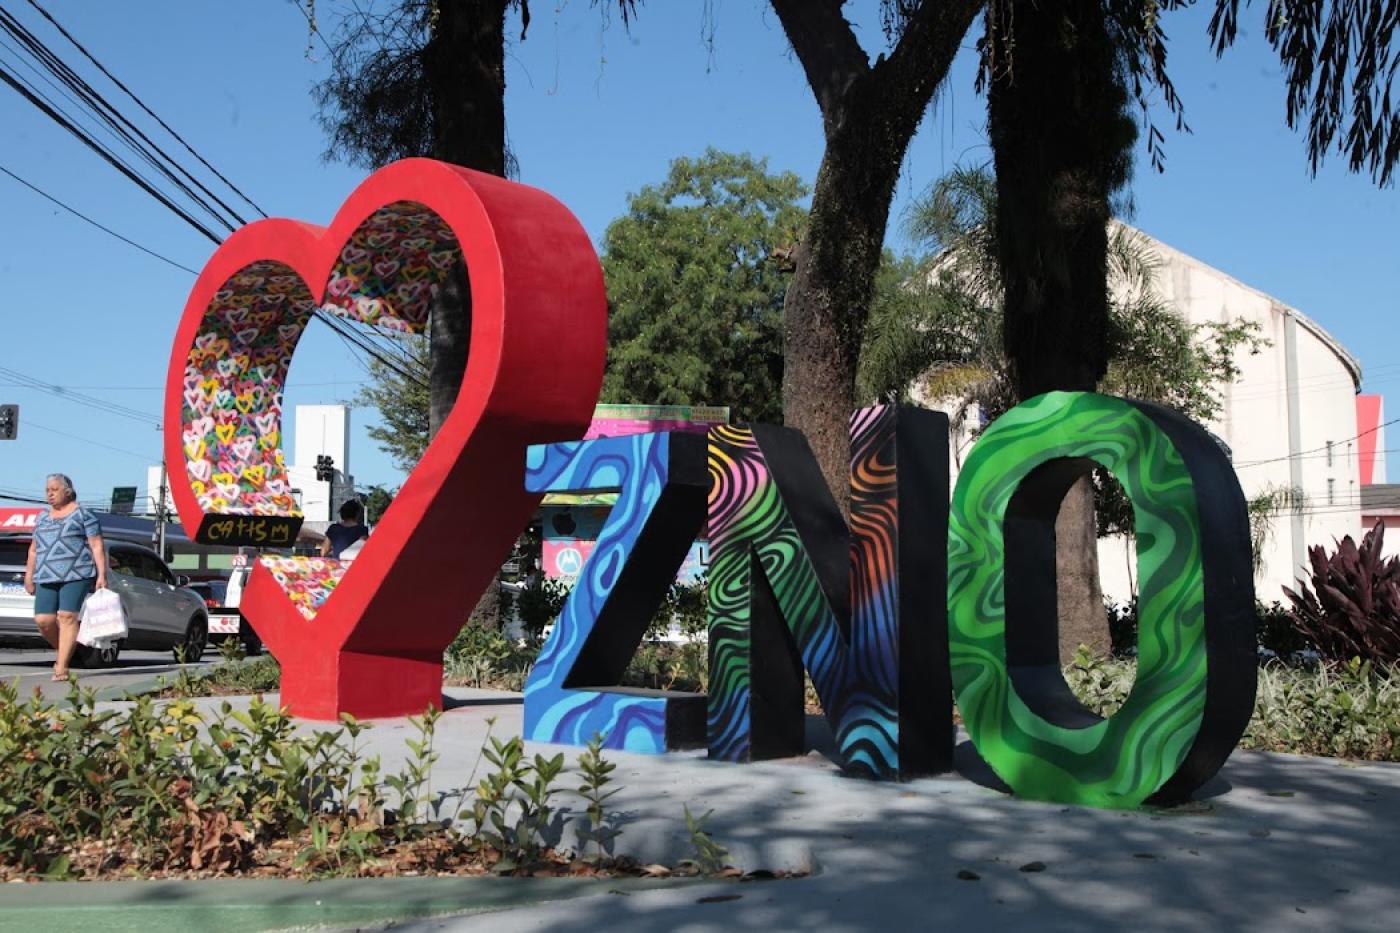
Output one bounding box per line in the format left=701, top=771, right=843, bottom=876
left=22, top=474, right=106, bottom=680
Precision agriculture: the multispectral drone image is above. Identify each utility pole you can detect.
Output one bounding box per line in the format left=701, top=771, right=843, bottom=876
left=154, top=461, right=168, bottom=559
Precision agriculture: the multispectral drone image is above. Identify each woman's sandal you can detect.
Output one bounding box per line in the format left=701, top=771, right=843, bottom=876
left=51, top=672, right=71, bottom=682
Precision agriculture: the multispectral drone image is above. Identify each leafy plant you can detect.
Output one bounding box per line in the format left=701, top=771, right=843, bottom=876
left=623, top=642, right=708, bottom=693
left=514, top=577, right=572, bottom=641
left=1064, top=650, right=1400, bottom=762
left=1284, top=521, right=1400, bottom=666
left=216, top=636, right=247, bottom=664
left=681, top=804, right=729, bottom=875
left=574, top=734, right=621, bottom=862
left=155, top=654, right=281, bottom=698
left=442, top=625, right=534, bottom=690
left=1247, top=484, right=1306, bottom=577
left=1248, top=658, right=1400, bottom=761
left=1256, top=600, right=1314, bottom=662
left=646, top=577, right=709, bottom=641
left=0, top=682, right=656, bottom=880
left=384, top=706, right=441, bottom=832
left=466, top=735, right=566, bottom=871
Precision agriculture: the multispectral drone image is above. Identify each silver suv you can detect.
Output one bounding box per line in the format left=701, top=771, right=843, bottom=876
left=0, top=535, right=210, bottom=667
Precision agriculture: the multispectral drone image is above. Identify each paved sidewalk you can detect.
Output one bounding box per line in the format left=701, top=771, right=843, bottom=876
left=2, top=686, right=1398, bottom=931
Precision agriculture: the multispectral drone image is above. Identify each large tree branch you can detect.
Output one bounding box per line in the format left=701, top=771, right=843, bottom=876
left=869, top=0, right=984, bottom=141
left=769, top=0, right=869, bottom=131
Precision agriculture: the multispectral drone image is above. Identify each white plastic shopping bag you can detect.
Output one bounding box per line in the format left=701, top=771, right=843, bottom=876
left=78, top=588, right=128, bottom=646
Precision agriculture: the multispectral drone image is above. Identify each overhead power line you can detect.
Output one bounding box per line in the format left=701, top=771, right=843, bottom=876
left=25, top=418, right=158, bottom=461
left=1, top=3, right=431, bottom=387
left=313, top=311, right=430, bottom=390
left=1235, top=418, right=1400, bottom=468
left=24, top=0, right=268, bottom=219
left=0, top=61, right=224, bottom=244
left=0, top=365, right=160, bottom=427
left=0, top=162, right=199, bottom=275
left=0, top=14, right=242, bottom=235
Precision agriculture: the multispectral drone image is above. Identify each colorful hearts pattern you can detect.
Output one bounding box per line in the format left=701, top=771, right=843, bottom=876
left=179, top=201, right=462, bottom=616
left=181, top=260, right=316, bottom=517
left=259, top=555, right=344, bottom=618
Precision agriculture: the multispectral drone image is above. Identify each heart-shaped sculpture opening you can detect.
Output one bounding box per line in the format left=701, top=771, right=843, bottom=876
left=179, top=201, right=461, bottom=617
left=164, top=159, right=606, bottom=718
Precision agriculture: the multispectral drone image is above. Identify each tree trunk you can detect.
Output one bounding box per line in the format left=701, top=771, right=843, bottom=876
left=1055, top=475, right=1108, bottom=657
left=986, top=0, right=1136, bottom=659
left=771, top=0, right=981, bottom=513
left=424, top=0, right=508, bottom=437
left=783, top=146, right=894, bottom=516
left=424, top=1, right=510, bottom=627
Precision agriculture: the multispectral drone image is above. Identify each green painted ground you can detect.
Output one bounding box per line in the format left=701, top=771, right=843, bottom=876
left=0, top=875, right=690, bottom=932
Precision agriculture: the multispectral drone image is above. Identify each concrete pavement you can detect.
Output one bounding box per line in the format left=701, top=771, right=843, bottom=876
left=1, top=685, right=1397, bottom=931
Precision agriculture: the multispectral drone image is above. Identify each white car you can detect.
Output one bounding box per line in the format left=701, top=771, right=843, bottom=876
left=206, top=565, right=262, bottom=655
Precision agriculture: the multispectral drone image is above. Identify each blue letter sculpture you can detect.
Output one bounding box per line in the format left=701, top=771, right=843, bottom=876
left=522, top=432, right=708, bottom=752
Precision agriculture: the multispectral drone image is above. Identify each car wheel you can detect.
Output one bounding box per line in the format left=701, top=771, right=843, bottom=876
left=72, top=640, right=121, bottom=669
left=176, top=616, right=207, bottom=663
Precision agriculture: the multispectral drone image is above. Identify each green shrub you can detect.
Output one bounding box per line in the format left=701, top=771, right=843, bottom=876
left=1256, top=600, right=1314, bottom=661
left=1064, top=651, right=1400, bottom=762
left=515, top=577, right=572, bottom=641
left=1104, top=597, right=1320, bottom=666
left=623, top=641, right=708, bottom=693
left=443, top=625, right=535, bottom=691
left=0, top=682, right=634, bottom=879
left=158, top=655, right=282, bottom=698
left=1247, top=659, right=1400, bottom=760
left=646, top=577, right=708, bottom=641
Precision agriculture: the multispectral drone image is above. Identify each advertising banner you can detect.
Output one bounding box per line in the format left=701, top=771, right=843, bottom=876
left=0, top=507, right=42, bottom=530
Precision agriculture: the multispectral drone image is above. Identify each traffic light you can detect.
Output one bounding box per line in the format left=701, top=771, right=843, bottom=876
left=0, top=404, right=16, bottom=441
left=315, top=454, right=335, bottom=482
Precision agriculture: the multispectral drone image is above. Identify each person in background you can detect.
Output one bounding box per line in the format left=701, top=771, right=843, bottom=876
left=320, top=499, right=369, bottom=560
left=23, top=473, right=106, bottom=681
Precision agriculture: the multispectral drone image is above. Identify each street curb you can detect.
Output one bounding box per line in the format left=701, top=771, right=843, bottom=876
left=0, top=875, right=697, bottom=932
left=92, top=677, right=165, bottom=702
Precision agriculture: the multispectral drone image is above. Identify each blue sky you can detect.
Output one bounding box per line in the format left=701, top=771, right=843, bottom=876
left=0, top=0, right=1395, bottom=510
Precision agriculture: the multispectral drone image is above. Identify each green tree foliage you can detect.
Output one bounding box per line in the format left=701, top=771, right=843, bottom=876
left=1247, top=483, right=1306, bottom=577
left=861, top=166, right=1265, bottom=427
left=1210, top=0, right=1400, bottom=186
left=310, top=0, right=641, bottom=440
left=860, top=164, right=1266, bottom=543
left=354, top=333, right=429, bottom=472
left=600, top=150, right=808, bottom=424
left=361, top=484, right=397, bottom=525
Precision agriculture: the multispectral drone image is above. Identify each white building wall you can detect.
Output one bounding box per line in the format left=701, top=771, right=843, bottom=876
left=1095, top=233, right=1364, bottom=607
left=289, top=405, right=355, bottom=524
left=293, top=405, right=351, bottom=480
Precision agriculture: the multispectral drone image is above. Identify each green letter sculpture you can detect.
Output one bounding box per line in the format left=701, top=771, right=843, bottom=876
left=949, top=392, right=1256, bottom=808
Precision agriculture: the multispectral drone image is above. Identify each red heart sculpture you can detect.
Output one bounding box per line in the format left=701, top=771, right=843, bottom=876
left=163, top=159, right=606, bottom=719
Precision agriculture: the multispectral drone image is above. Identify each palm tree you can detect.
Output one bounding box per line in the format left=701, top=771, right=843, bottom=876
left=861, top=167, right=1259, bottom=426
left=860, top=164, right=1263, bottom=655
